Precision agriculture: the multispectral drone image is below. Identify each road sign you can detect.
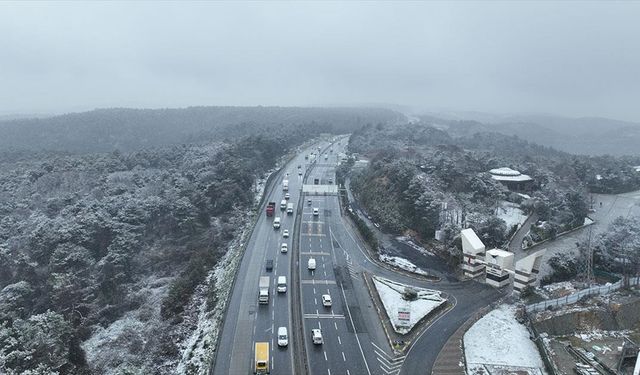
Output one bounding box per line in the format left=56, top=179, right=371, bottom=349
left=397, top=307, right=410, bottom=327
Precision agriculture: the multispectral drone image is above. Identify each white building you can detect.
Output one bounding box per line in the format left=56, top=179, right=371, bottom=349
left=461, top=228, right=486, bottom=279
left=513, top=249, right=546, bottom=294
left=485, top=249, right=514, bottom=288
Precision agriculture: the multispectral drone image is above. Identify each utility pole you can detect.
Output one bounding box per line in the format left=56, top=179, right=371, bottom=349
left=580, top=225, right=594, bottom=287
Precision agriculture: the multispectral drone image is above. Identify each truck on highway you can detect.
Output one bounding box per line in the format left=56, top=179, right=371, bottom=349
left=258, top=276, right=270, bottom=305
left=286, top=203, right=293, bottom=215
left=266, top=201, right=276, bottom=217
left=282, top=179, right=289, bottom=191
left=254, top=342, right=270, bottom=374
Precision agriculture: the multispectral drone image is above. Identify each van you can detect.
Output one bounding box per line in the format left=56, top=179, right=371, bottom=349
left=277, top=276, right=287, bottom=293
left=273, top=217, right=281, bottom=229
left=308, top=258, right=316, bottom=270
left=280, top=200, right=287, bottom=210
left=277, top=326, right=288, bottom=347
left=286, top=203, right=294, bottom=215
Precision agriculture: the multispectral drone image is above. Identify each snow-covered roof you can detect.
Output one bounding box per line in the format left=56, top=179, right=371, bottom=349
left=634, top=166, right=640, bottom=172
left=489, top=167, right=533, bottom=182
left=596, top=174, right=603, bottom=180
left=461, top=228, right=485, bottom=254
left=486, top=248, right=513, bottom=258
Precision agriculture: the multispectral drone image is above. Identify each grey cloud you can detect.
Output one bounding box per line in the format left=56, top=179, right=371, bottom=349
left=0, top=1, right=639, bottom=121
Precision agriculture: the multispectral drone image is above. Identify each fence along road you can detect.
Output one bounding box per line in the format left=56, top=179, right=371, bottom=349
left=526, top=276, right=640, bottom=312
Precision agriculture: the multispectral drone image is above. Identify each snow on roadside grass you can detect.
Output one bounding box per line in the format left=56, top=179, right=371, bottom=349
left=379, top=253, right=429, bottom=276
left=464, top=304, right=546, bottom=374
left=372, top=276, right=446, bottom=335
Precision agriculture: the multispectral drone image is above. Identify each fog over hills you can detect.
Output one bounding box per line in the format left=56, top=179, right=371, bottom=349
left=0, top=106, right=400, bottom=154
left=419, top=111, right=640, bottom=156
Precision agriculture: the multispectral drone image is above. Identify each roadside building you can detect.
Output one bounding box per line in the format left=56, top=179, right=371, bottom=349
left=489, top=167, right=534, bottom=192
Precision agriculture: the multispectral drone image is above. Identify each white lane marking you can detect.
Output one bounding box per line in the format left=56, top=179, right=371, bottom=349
left=314, top=297, right=317, bottom=305
left=342, top=352, right=346, bottom=361
left=337, top=335, right=341, bottom=344
left=323, top=270, right=327, bottom=276
left=324, top=351, right=328, bottom=361
left=328, top=368, right=331, bottom=375
left=272, top=310, right=275, bottom=320
left=318, top=321, right=322, bottom=329
left=313, top=287, right=316, bottom=294
left=335, top=322, right=338, bottom=330
left=340, top=281, right=372, bottom=375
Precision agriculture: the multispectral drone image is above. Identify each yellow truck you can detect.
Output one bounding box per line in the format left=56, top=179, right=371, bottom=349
left=254, top=342, right=269, bottom=374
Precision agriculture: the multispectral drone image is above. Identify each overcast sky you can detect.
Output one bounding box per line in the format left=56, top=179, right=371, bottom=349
left=1, top=1, right=639, bottom=121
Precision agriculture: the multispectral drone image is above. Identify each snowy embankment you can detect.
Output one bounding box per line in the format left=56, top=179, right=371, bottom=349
left=175, top=222, right=250, bottom=374
left=372, top=276, right=446, bottom=335
left=464, top=304, right=546, bottom=375
left=379, top=253, right=429, bottom=276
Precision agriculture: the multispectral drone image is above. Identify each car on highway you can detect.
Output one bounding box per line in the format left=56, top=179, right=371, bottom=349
left=307, top=199, right=312, bottom=205
left=308, top=258, right=316, bottom=270
left=313, top=207, right=319, bottom=216
left=284, top=193, right=290, bottom=200
left=328, top=178, right=333, bottom=184
left=265, top=259, right=273, bottom=272
left=312, top=329, right=323, bottom=344
left=277, top=327, right=289, bottom=347
left=282, top=229, right=289, bottom=238
left=321, top=294, right=332, bottom=307
left=280, top=243, right=288, bottom=253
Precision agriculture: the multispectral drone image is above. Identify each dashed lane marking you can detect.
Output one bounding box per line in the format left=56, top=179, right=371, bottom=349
left=301, top=280, right=336, bottom=285
left=303, top=313, right=346, bottom=319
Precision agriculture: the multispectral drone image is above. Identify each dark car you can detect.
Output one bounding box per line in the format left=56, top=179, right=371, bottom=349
left=266, top=259, right=274, bottom=272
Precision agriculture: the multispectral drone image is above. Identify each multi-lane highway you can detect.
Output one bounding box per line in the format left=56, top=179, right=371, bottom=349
left=213, top=137, right=501, bottom=375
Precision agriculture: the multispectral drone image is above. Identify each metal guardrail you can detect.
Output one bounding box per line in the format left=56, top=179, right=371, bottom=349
left=526, top=276, right=640, bottom=312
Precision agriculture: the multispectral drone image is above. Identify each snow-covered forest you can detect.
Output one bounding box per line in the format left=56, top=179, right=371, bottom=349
left=0, top=107, right=397, bottom=374
left=347, top=122, right=640, bottom=261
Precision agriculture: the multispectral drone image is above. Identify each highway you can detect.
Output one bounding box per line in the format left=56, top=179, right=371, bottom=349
left=212, top=142, right=326, bottom=375
left=213, top=137, right=502, bottom=375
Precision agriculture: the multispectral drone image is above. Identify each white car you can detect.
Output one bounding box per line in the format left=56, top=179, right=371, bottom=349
left=322, top=294, right=332, bottom=307
left=284, top=193, right=290, bottom=200
left=312, top=329, right=323, bottom=344
left=308, top=257, right=316, bottom=270
left=278, top=326, right=288, bottom=347
left=298, top=170, right=302, bottom=176
left=281, top=243, right=288, bottom=253
left=313, top=208, right=319, bottom=216
left=282, top=229, right=290, bottom=238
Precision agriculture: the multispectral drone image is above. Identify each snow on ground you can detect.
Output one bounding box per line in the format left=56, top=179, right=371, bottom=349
left=81, top=277, right=173, bottom=374
left=395, top=236, right=436, bottom=257
left=464, top=304, right=546, bottom=374
left=176, top=221, right=250, bottom=374
left=379, top=253, right=429, bottom=276
left=372, top=276, right=445, bottom=334
left=496, top=201, right=528, bottom=229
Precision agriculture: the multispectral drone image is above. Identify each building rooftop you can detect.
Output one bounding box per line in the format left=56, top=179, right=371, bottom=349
left=489, top=167, right=533, bottom=182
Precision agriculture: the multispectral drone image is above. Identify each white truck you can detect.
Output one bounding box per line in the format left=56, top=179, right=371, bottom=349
left=273, top=217, right=281, bottom=229
left=258, top=276, right=270, bottom=304
left=282, top=179, right=289, bottom=191
left=286, top=203, right=294, bottom=215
